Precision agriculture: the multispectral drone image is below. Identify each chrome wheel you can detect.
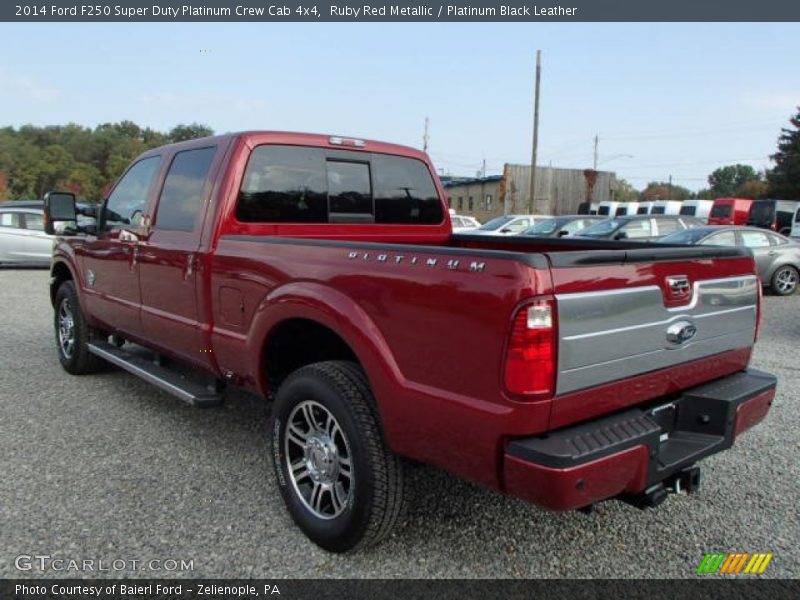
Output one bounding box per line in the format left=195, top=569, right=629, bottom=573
left=284, top=400, right=353, bottom=520
left=57, top=298, right=76, bottom=359
left=775, top=268, right=798, bottom=295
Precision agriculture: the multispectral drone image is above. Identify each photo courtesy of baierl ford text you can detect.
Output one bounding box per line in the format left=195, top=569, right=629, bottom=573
left=1, top=0, right=799, bottom=597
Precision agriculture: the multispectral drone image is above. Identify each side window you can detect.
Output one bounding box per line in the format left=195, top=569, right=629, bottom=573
left=701, top=231, right=736, bottom=246
left=0, top=212, right=22, bottom=228
left=237, top=146, right=327, bottom=223
left=327, top=160, right=373, bottom=223
left=506, top=218, right=530, bottom=233
left=620, top=219, right=653, bottom=238
left=155, top=147, right=216, bottom=232
left=740, top=231, right=770, bottom=248
left=23, top=212, right=44, bottom=231
left=563, top=219, right=587, bottom=234
left=104, top=156, right=161, bottom=230
left=656, top=218, right=682, bottom=235
left=767, top=233, right=788, bottom=246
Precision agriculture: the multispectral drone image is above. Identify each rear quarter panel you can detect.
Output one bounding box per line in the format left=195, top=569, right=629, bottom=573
left=209, top=237, right=553, bottom=488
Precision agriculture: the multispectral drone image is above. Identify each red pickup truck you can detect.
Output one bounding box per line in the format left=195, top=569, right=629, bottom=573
left=44, top=132, right=776, bottom=552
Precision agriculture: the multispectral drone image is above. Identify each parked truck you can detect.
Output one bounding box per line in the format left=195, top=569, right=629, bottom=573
left=45, top=131, right=776, bottom=552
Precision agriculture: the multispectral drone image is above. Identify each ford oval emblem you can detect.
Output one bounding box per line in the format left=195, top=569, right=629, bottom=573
left=666, top=320, right=697, bottom=345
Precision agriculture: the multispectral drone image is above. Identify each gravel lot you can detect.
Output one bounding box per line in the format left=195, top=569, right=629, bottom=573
left=0, top=268, right=797, bottom=579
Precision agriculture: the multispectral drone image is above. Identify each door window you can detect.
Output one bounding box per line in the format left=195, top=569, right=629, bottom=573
left=104, top=156, right=161, bottom=230
left=655, top=218, right=682, bottom=235
left=155, top=147, right=216, bottom=232
left=700, top=231, right=737, bottom=246
left=506, top=218, right=530, bottom=233
left=619, top=219, right=653, bottom=238
left=0, top=212, right=22, bottom=228
left=740, top=231, right=770, bottom=248
left=23, top=212, right=45, bottom=231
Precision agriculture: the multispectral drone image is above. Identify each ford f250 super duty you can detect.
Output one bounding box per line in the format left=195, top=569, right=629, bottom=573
left=44, top=131, right=776, bottom=552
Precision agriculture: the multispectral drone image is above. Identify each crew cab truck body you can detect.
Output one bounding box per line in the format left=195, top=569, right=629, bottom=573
left=46, top=132, right=776, bottom=552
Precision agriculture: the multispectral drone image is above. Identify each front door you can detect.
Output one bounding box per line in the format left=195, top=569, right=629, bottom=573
left=138, top=146, right=218, bottom=367
left=79, top=155, right=162, bottom=335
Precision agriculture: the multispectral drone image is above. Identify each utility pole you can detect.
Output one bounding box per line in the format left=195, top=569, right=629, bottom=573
left=482, top=158, right=486, bottom=178
left=668, top=174, right=673, bottom=200
left=528, top=50, right=541, bottom=214
left=423, top=117, right=430, bottom=152
left=593, top=134, right=599, bottom=170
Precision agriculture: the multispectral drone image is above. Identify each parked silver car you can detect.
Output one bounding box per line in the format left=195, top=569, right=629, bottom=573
left=0, top=203, right=54, bottom=266
left=659, top=226, right=800, bottom=296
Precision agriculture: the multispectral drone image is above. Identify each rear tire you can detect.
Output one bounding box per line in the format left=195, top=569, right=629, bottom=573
left=770, top=265, right=798, bottom=296
left=54, top=280, right=104, bottom=374
left=270, top=361, right=404, bottom=552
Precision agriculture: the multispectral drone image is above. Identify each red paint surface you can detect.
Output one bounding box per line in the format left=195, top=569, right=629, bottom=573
left=734, top=389, right=775, bottom=438
left=504, top=446, right=651, bottom=511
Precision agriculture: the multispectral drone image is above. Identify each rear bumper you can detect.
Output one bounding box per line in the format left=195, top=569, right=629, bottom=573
left=504, top=369, right=776, bottom=511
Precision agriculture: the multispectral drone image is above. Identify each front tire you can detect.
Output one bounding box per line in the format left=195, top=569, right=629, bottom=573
left=54, top=280, right=104, bottom=374
left=270, top=361, right=404, bottom=552
left=770, top=265, right=798, bottom=296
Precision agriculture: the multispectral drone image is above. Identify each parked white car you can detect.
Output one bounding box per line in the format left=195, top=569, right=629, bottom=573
left=450, top=214, right=481, bottom=233
left=614, top=202, right=640, bottom=216
left=650, top=200, right=683, bottom=215
left=467, top=214, right=552, bottom=236
left=0, top=203, right=54, bottom=266
left=679, top=199, right=714, bottom=222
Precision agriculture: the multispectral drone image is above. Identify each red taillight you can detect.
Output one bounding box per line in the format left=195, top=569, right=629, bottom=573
left=504, top=299, right=556, bottom=398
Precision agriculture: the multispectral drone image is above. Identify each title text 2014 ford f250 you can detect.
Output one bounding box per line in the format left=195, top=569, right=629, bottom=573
left=44, top=132, right=776, bottom=552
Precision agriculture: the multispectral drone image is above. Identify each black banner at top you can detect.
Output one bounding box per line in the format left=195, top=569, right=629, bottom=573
left=3, top=0, right=800, bottom=22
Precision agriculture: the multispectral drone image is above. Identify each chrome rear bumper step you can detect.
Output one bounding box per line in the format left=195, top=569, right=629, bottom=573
left=88, top=341, right=223, bottom=408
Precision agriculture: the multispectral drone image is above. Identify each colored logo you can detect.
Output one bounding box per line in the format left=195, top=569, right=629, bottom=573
left=697, top=552, right=773, bottom=575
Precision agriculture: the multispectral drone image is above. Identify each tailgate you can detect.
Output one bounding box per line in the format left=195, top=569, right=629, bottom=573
left=547, top=246, right=758, bottom=396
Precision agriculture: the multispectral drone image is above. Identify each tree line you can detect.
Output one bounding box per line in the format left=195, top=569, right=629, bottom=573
left=1, top=108, right=798, bottom=204
left=0, top=121, right=213, bottom=202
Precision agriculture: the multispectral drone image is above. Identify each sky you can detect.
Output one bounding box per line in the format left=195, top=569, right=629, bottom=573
left=1, top=22, right=799, bottom=191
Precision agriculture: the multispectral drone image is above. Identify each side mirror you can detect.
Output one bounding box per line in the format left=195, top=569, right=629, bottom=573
left=500, top=228, right=512, bottom=233
left=44, top=191, right=77, bottom=235
left=614, top=231, right=628, bottom=240
left=557, top=230, right=569, bottom=237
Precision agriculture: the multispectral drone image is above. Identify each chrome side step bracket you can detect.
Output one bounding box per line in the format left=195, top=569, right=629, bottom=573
left=88, top=341, right=223, bottom=408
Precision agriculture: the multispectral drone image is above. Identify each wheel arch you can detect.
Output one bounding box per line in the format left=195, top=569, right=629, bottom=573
left=50, top=260, right=77, bottom=307
left=249, top=282, right=406, bottom=415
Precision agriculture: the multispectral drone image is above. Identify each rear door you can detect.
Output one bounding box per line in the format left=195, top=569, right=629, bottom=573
left=738, top=229, right=773, bottom=274
left=20, top=211, right=54, bottom=262
left=138, top=145, right=220, bottom=366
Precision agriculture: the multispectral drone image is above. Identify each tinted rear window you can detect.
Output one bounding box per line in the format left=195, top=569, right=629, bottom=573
left=710, top=204, right=732, bottom=218
left=651, top=206, right=666, bottom=214
left=236, top=145, right=442, bottom=225
left=679, top=205, right=696, bottom=216
left=598, top=206, right=610, bottom=215
left=748, top=201, right=775, bottom=224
